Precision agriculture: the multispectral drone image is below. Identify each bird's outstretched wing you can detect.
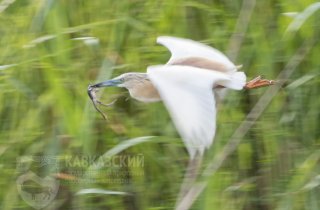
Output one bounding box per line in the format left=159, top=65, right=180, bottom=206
left=147, top=65, right=244, bottom=158
left=157, top=36, right=236, bottom=71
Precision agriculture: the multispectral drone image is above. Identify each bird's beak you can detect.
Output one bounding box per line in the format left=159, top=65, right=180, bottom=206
left=90, top=79, right=122, bottom=88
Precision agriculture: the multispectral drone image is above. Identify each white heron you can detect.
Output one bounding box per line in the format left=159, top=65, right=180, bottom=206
left=88, top=36, right=273, bottom=158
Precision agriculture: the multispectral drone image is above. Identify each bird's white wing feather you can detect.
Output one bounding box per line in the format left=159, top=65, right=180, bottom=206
left=157, top=36, right=236, bottom=71
left=147, top=65, right=235, bottom=158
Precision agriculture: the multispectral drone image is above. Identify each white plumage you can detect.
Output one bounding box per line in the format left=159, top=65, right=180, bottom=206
left=157, top=36, right=237, bottom=72
left=147, top=36, right=246, bottom=158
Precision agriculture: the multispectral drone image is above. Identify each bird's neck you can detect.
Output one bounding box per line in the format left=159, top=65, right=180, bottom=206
left=128, top=79, right=161, bottom=103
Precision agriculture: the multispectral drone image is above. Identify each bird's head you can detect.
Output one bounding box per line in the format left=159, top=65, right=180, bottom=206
left=91, top=73, right=148, bottom=89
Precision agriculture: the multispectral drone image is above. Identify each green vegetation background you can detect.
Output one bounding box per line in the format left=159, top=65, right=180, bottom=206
left=0, top=0, right=319, bottom=209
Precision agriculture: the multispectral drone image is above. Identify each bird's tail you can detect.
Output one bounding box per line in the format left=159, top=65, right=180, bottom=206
left=217, top=72, right=246, bottom=90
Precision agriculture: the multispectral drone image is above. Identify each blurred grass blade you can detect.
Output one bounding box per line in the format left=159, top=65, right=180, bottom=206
left=87, top=136, right=154, bottom=172
left=286, top=73, right=317, bottom=90
left=275, top=151, right=320, bottom=210
left=62, top=19, right=125, bottom=34
left=103, top=136, right=155, bottom=157
left=285, top=2, right=320, bottom=34
left=23, top=34, right=57, bottom=48
left=0, top=0, right=15, bottom=13
left=302, top=175, right=320, bottom=191
left=31, top=0, right=55, bottom=32
left=72, top=37, right=100, bottom=47
left=282, top=12, right=299, bottom=18
left=0, top=64, right=16, bottom=71
left=76, top=188, right=130, bottom=196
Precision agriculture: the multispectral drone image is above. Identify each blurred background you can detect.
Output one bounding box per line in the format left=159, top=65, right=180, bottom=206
left=0, top=0, right=319, bottom=209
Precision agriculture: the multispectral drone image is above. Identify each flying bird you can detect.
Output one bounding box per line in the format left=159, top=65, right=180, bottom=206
left=88, top=36, right=274, bottom=159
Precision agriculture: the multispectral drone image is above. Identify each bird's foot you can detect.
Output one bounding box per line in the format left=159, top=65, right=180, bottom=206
left=244, top=76, right=276, bottom=89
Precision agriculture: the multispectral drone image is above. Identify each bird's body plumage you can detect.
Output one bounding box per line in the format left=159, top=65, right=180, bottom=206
left=124, top=55, right=235, bottom=104
left=127, top=77, right=161, bottom=102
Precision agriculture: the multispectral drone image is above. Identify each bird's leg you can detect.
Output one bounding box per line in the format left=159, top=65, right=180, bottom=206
left=244, top=75, right=276, bottom=89
left=176, top=153, right=203, bottom=208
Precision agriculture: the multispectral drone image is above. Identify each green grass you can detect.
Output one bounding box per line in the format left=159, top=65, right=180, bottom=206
left=0, top=0, right=319, bottom=209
